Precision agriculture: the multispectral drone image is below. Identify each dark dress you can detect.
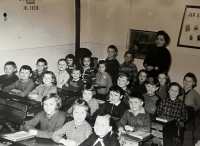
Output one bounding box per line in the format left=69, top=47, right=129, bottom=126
left=143, top=45, right=171, bottom=77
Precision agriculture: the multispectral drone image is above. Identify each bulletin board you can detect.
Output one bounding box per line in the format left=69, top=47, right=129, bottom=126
left=177, top=5, right=200, bottom=49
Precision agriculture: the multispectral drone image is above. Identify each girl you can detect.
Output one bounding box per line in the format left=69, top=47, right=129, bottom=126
left=156, top=72, right=170, bottom=99
left=96, top=60, right=112, bottom=95
left=179, top=72, right=200, bottom=111
left=28, top=71, right=57, bottom=102
left=80, top=113, right=120, bottom=146
left=52, top=98, right=92, bottom=146
left=23, top=93, right=65, bottom=139
left=81, top=56, right=96, bottom=84
left=131, top=69, right=148, bottom=94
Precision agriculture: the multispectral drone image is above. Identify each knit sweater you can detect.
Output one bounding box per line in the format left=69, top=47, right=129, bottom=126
left=55, top=70, right=70, bottom=88
left=96, top=71, right=112, bottom=94
left=62, top=78, right=84, bottom=93
left=29, top=84, right=57, bottom=101
left=143, top=93, right=159, bottom=115
left=0, top=74, right=19, bottom=89
left=3, top=78, right=35, bottom=97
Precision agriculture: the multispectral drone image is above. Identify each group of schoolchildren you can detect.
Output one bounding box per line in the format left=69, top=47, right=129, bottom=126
left=0, top=45, right=200, bottom=146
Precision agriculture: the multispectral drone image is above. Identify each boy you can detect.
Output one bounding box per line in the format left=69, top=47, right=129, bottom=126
left=0, top=61, right=19, bottom=89
left=55, top=59, right=70, bottom=88
left=3, top=65, right=35, bottom=97
left=105, top=45, right=120, bottom=85
left=62, top=67, right=84, bottom=93
left=117, top=73, right=131, bottom=105
left=143, top=76, right=160, bottom=120
left=31, top=58, right=47, bottom=86
left=119, top=51, right=138, bottom=87
left=93, top=86, right=128, bottom=131
left=118, top=92, right=151, bottom=133
left=65, top=54, right=75, bottom=75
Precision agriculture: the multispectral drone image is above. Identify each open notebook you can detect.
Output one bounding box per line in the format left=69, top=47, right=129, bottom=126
left=3, top=131, right=35, bottom=142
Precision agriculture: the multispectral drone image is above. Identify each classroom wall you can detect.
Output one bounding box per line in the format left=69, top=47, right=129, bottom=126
left=0, top=0, right=75, bottom=74
left=80, top=0, right=200, bottom=92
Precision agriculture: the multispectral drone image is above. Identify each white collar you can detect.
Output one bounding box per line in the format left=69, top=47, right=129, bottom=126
left=109, top=100, right=121, bottom=106
left=72, top=78, right=80, bottom=82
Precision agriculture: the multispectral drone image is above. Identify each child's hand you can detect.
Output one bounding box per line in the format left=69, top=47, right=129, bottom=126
left=66, top=139, right=76, bottom=146
left=12, top=89, right=22, bottom=94
left=124, top=125, right=134, bottom=132
left=118, top=127, right=126, bottom=135
left=65, top=83, right=69, bottom=87
left=28, top=94, right=39, bottom=100
left=28, top=129, right=37, bottom=136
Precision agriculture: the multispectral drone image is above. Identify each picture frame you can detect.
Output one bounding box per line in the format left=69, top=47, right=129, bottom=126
left=177, top=5, right=200, bottom=49
left=128, top=29, right=157, bottom=59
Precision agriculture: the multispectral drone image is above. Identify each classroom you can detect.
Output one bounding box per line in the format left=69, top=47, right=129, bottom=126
left=0, top=0, right=200, bottom=146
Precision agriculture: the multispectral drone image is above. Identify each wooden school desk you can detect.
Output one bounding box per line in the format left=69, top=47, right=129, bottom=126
left=0, top=91, right=41, bottom=130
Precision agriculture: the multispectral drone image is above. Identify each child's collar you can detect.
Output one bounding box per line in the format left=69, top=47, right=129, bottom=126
left=20, top=78, right=29, bottom=82
left=72, top=78, right=80, bottom=82
left=109, top=100, right=121, bottom=106
left=129, top=107, right=145, bottom=116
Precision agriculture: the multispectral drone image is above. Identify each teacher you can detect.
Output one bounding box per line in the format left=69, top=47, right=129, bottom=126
left=143, top=30, right=171, bottom=77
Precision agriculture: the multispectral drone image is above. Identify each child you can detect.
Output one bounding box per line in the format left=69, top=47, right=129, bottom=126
left=31, top=58, right=48, bottom=86
left=23, top=93, right=65, bottom=139
left=93, top=86, right=128, bottom=131
left=55, top=59, right=70, bottom=88
left=62, top=67, right=84, bottom=93
left=105, top=45, right=120, bottom=85
left=118, top=92, right=151, bottom=133
left=156, top=72, right=170, bottom=99
left=96, top=60, right=112, bottom=95
left=65, top=54, right=76, bottom=75
left=52, top=98, right=92, bottom=146
left=81, top=56, right=96, bottom=84
left=0, top=61, right=19, bottom=89
left=80, top=113, right=120, bottom=146
left=3, top=65, right=35, bottom=97
left=119, top=51, right=138, bottom=87
left=131, top=69, right=148, bottom=94
left=143, top=76, right=160, bottom=120
left=156, top=82, right=188, bottom=146
left=28, top=71, right=57, bottom=102
left=179, top=72, right=200, bottom=111
left=117, top=73, right=131, bottom=105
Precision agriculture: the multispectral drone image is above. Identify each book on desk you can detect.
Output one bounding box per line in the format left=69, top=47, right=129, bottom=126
left=2, top=131, right=35, bottom=142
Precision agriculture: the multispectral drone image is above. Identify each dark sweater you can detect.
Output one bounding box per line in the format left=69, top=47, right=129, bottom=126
left=131, top=81, right=147, bottom=94
left=0, top=74, right=19, bottom=89
left=79, top=132, right=120, bottom=146
left=62, top=78, right=84, bottom=93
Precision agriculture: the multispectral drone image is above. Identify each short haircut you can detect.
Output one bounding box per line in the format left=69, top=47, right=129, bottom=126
left=4, top=61, right=17, bottom=73
left=71, top=98, right=90, bottom=117
left=158, top=71, right=170, bottom=84
left=41, top=93, right=62, bottom=109
left=108, top=45, right=118, bottom=56
left=156, top=30, right=170, bottom=46
left=97, top=113, right=114, bottom=127
left=81, top=56, right=94, bottom=68
left=145, top=76, right=159, bottom=86
left=37, top=58, right=47, bottom=65
left=97, top=60, right=107, bottom=70
left=19, top=65, right=32, bottom=74
left=137, top=69, right=149, bottom=79
left=83, top=83, right=94, bottom=92
left=129, top=92, right=144, bottom=102
left=42, top=71, right=57, bottom=85
left=167, top=82, right=183, bottom=96
left=118, top=73, right=131, bottom=82
left=72, top=67, right=82, bottom=74
left=124, top=50, right=135, bottom=58
left=109, top=86, right=124, bottom=96
left=183, top=72, right=197, bottom=88
left=58, top=58, right=67, bottom=64
left=65, top=54, right=75, bottom=60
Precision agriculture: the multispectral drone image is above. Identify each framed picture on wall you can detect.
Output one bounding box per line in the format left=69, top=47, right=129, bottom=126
left=177, top=5, right=200, bottom=49
left=128, top=29, right=157, bottom=59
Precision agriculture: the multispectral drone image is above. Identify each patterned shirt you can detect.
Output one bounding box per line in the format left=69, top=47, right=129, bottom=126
left=31, top=69, right=47, bottom=85
left=156, top=97, right=188, bottom=122
left=81, top=67, right=96, bottom=84
left=62, top=78, right=84, bottom=93
left=52, top=120, right=92, bottom=145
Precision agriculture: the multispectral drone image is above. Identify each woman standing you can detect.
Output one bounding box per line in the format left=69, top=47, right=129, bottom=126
left=143, top=30, right=171, bottom=77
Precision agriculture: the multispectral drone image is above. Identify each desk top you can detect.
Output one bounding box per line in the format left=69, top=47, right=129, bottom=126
left=0, top=91, right=40, bottom=107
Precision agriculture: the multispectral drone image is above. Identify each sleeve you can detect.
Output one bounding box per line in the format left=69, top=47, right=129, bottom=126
left=68, top=80, right=84, bottom=93
left=23, top=112, right=42, bottom=131
left=106, top=73, right=113, bottom=93
left=79, top=133, right=94, bottom=146
left=91, top=69, right=96, bottom=82
left=12, top=81, right=35, bottom=97
left=118, top=110, right=128, bottom=129
left=29, top=86, right=39, bottom=94
left=194, top=91, right=200, bottom=111
left=180, top=105, right=188, bottom=122
left=120, top=104, right=128, bottom=118
left=36, top=112, right=66, bottom=139
left=158, top=49, right=171, bottom=72
left=156, top=100, right=164, bottom=117
left=134, top=113, right=151, bottom=133
left=52, top=123, right=69, bottom=143
left=2, top=81, right=17, bottom=93
left=90, top=99, right=99, bottom=116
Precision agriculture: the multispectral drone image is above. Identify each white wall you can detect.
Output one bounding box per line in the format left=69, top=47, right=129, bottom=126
left=80, top=0, right=200, bottom=92
left=0, top=0, right=75, bottom=74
